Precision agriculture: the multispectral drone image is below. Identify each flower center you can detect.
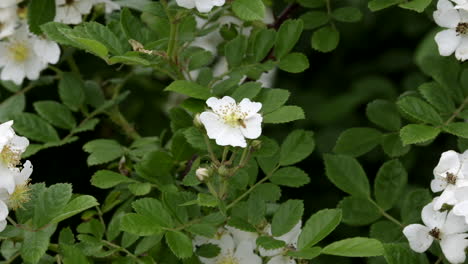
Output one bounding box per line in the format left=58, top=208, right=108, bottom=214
left=1, top=145, right=21, bottom=167
left=446, top=172, right=457, bottom=185
left=429, top=227, right=441, bottom=240
left=8, top=181, right=30, bottom=210
left=217, top=254, right=239, bottom=264
left=218, top=104, right=248, bottom=128
left=457, top=23, right=468, bottom=35
left=9, top=43, right=29, bottom=62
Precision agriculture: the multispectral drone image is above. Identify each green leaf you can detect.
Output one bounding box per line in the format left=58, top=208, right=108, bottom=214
left=374, top=160, right=407, bottom=210
left=418, top=82, right=455, bottom=114
left=401, top=188, right=431, bottom=224
left=40, top=22, right=76, bottom=46
left=287, top=247, right=322, bottom=259
left=324, top=154, right=370, bottom=197
left=59, top=72, right=85, bottom=111
left=400, top=124, right=440, bottom=145
left=120, top=213, right=163, bottom=236
left=298, top=209, right=342, bottom=249
left=383, top=243, right=429, bottom=264
left=443, top=122, right=468, bottom=138
left=382, top=133, right=411, bottom=157
left=83, top=139, right=124, bottom=166
left=300, top=11, right=329, bottom=30
left=263, top=105, right=305, bottom=124
left=256, top=236, right=286, bottom=250
left=128, top=182, right=152, bottom=196
left=271, top=200, right=304, bottom=237
left=83, top=22, right=126, bottom=55
left=275, top=19, right=303, bottom=59
left=370, top=221, right=403, bottom=243
left=91, top=170, right=135, bottom=189
left=398, top=0, right=431, bottom=12
left=165, top=80, right=211, bottom=100
left=270, top=166, right=310, bottom=187
left=120, top=8, right=152, bottom=44
left=231, top=82, right=262, bottom=101
left=278, top=52, right=309, bottom=73
left=60, top=244, right=90, bottom=264
left=280, top=130, right=315, bottom=166
left=232, top=0, right=265, bottom=21
left=135, top=150, right=175, bottom=186
left=397, top=96, right=443, bottom=125
left=186, top=223, right=217, bottom=238
left=366, top=100, right=401, bottom=131
left=27, top=0, right=55, bottom=34
left=33, top=184, right=72, bottom=228
left=311, top=26, right=340, bottom=53
left=253, top=29, right=276, bottom=62
left=298, top=0, right=326, bottom=8
left=338, top=196, right=381, bottom=226
left=33, top=101, right=76, bottom=130
left=21, top=225, right=56, bottom=264
left=368, top=0, right=403, bottom=11
left=165, top=231, right=193, bottom=259
left=322, top=237, right=384, bottom=257
left=225, top=35, right=247, bottom=68
left=11, top=113, right=59, bottom=142
left=0, top=94, right=25, bottom=122
left=332, top=7, right=362, bottom=22
left=133, top=198, right=173, bottom=228
left=196, top=244, right=221, bottom=258
left=334, top=127, right=382, bottom=157
left=256, top=88, right=290, bottom=114
left=50, top=195, right=99, bottom=224
left=68, top=35, right=109, bottom=59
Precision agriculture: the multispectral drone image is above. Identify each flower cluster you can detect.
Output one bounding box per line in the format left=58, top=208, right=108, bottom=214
left=403, top=150, right=468, bottom=263
left=200, top=96, right=263, bottom=148
left=194, top=221, right=302, bottom=264
left=433, top=0, right=468, bottom=61
left=0, top=120, right=32, bottom=231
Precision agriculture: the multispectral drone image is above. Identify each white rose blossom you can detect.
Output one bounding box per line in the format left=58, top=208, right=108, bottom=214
left=0, top=25, right=60, bottom=85
left=430, top=150, right=468, bottom=210
left=194, top=226, right=261, bottom=264
left=175, top=0, right=225, bottom=13
left=200, top=96, right=262, bottom=148
left=433, top=0, right=468, bottom=61
left=403, top=200, right=468, bottom=264
left=55, top=0, right=94, bottom=25
left=258, top=221, right=302, bottom=264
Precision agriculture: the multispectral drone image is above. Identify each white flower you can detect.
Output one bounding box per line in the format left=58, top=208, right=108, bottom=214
left=431, top=150, right=468, bottom=210
left=175, top=0, right=225, bottom=13
left=195, top=227, right=261, bottom=264
left=200, top=96, right=262, bottom=148
left=0, top=26, right=60, bottom=85
left=0, top=121, right=29, bottom=168
left=403, top=201, right=468, bottom=264
left=55, top=0, right=94, bottom=25
left=196, top=167, right=210, bottom=181
left=433, top=0, right=468, bottom=61
left=0, top=0, right=21, bottom=8
left=0, top=6, right=18, bottom=39
left=259, top=221, right=302, bottom=264
left=93, top=0, right=120, bottom=13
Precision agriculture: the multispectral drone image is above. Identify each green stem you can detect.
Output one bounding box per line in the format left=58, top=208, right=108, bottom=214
left=108, top=109, right=141, bottom=140
left=167, top=21, right=180, bottom=61
left=444, top=95, right=468, bottom=125
left=369, top=199, right=404, bottom=228
left=203, top=133, right=220, bottom=166
left=102, top=240, right=140, bottom=261
left=5, top=252, right=20, bottom=264
left=66, top=56, right=80, bottom=76
left=222, top=147, right=229, bottom=163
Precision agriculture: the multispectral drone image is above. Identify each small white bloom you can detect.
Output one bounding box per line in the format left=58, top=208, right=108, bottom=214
left=258, top=221, right=302, bottom=264
left=0, top=26, right=60, bottom=85
left=196, top=167, right=210, bottom=181
left=0, top=121, right=29, bottom=168
left=403, top=201, right=468, bottom=264
left=195, top=227, right=261, bottom=264
left=433, top=0, right=468, bottom=61
left=175, top=0, right=225, bottom=13
left=55, top=0, right=94, bottom=25
left=431, top=150, right=468, bottom=210
left=0, top=6, right=18, bottom=39
left=200, top=96, right=262, bottom=148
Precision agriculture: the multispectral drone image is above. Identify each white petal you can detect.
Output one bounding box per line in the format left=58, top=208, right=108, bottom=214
left=234, top=241, right=262, bottom=264
left=0, top=219, right=7, bottom=232
left=433, top=5, right=461, bottom=28
left=0, top=0, right=16, bottom=8
left=435, top=29, right=462, bottom=58
left=1, top=63, right=25, bottom=85
left=16, top=160, right=32, bottom=185
left=454, top=186, right=468, bottom=201
left=453, top=201, right=468, bottom=224
left=459, top=8, right=468, bottom=22
left=76, top=0, right=93, bottom=14
left=211, top=0, right=225, bottom=7
left=0, top=121, right=15, bottom=151
left=0, top=166, right=16, bottom=194
left=194, top=0, right=215, bottom=12
left=258, top=68, right=277, bottom=88
left=433, top=187, right=458, bottom=210
left=431, top=177, right=448, bottom=192
left=206, top=96, right=236, bottom=114
left=402, top=224, right=433, bottom=253
left=24, top=57, right=45, bottom=81
left=422, top=201, right=447, bottom=228
left=216, top=126, right=246, bottom=147
left=217, top=233, right=235, bottom=254
left=200, top=111, right=228, bottom=139
left=0, top=200, right=8, bottom=221
left=434, top=150, right=461, bottom=178
left=225, top=226, right=258, bottom=247
left=437, top=0, right=456, bottom=10
left=443, top=210, right=468, bottom=234
left=456, top=36, right=468, bottom=61
left=33, top=38, right=61, bottom=64
left=239, top=98, right=262, bottom=117
left=275, top=221, right=302, bottom=246
left=440, top=233, right=468, bottom=264
left=9, top=135, right=29, bottom=154
left=240, top=114, right=262, bottom=139
left=176, top=0, right=196, bottom=9
left=267, top=256, right=296, bottom=264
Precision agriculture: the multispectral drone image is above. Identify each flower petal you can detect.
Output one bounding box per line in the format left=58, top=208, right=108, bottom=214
left=239, top=98, right=262, bottom=117
left=0, top=219, right=6, bottom=232
left=431, top=177, right=448, bottom=192
left=435, top=29, right=462, bottom=58
left=267, top=255, right=296, bottom=264
left=16, top=160, right=32, bottom=185
left=433, top=2, right=460, bottom=28
left=433, top=187, right=457, bottom=210
left=225, top=226, right=258, bottom=247
left=234, top=241, right=262, bottom=264
left=0, top=166, right=16, bottom=194
left=275, top=221, right=302, bottom=247
left=443, top=210, right=468, bottom=234
left=456, top=36, right=468, bottom=61
left=206, top=96, right=236, bottom=115
left=0, top=200, right=8, bottom=221
left=215, top=126, right=246, bottom=147
left=175, top=0, right=195, bottom=9
left=422, top=201, right=447, bottom=228
left=434, top=150, right=461, bottom=178
left=402, top=224, right=433, bottom=253
left=240, top=114, right=262, bottom=139
left=440, top=233, right=468, bottom=264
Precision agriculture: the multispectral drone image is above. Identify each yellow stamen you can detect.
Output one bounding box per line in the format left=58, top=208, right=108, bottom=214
left=9, top=43, right=29, bottom=62
left=8, top=182, right=31, bottom=210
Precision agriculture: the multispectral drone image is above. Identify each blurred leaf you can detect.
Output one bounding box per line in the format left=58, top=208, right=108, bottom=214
left=256, top=236, right=286, bottom=250
left=334, top=127, right=382, bottom=157
left=443, top=122, right=468, bottom=139
left=27, top=0, right=55, bottom=34
left=270, top=166, right=310, bottom=187
left=397, top=96, right=443, bottom=125
left=225, top=35, right=247, bottom=68
left=398, top=0, right=431, bottom=12
left=232, top=0, right=265, bottom=21
left=256, top=88, right=290, bottom=114
left=300, top=11, right=329, bottom=30
left=418, top=82, right=455, bottom=114
left=165, top=231, right=193, bottom=259
left=339, top=196, right=381, bottom=226
left=91, top=170, right=135, bottom=189
left=383, top=243, right=429, bottom=264
left=374, top=160, right=407, bottom=210
left=332, top=7, right=362, bottom=22
left=279, top=130, right=315, bottom=166
left=59, top=72, right=85, bottom=112
left=368, top=0, right=403, bottom=11
left=311, top=26, right=340, bottom=53
left=33, top=101, right=76, bottom=130
left=11, top=113, right=59, bottom=142
left=366, top=100, right=401, bottom=131
left=253, top=29, right=276, bottom=62
left=400, top=124, right=440, bottom=145
left=322, top=237, right=384, bottom=257
left=275, top=19, right=304, bottom=59
left=83, top=139, right=124, bottom=166
left=165, top=80, right=211, bottom=100
left=324, top=154, right=370, bottom=197
left=263, top=105, right=305, bottom=124
left=278, top=52, right=310, bottom=73
left=21, top=225, right=56, bottom=264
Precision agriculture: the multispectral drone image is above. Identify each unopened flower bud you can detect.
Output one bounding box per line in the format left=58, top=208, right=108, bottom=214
left=217, top=165, right=230, bottom=177
left=194, top=114, right=203, bottom=128
left=196, top=167, right=210, bottom=181
left=251, top=140, right=262, bottom=150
